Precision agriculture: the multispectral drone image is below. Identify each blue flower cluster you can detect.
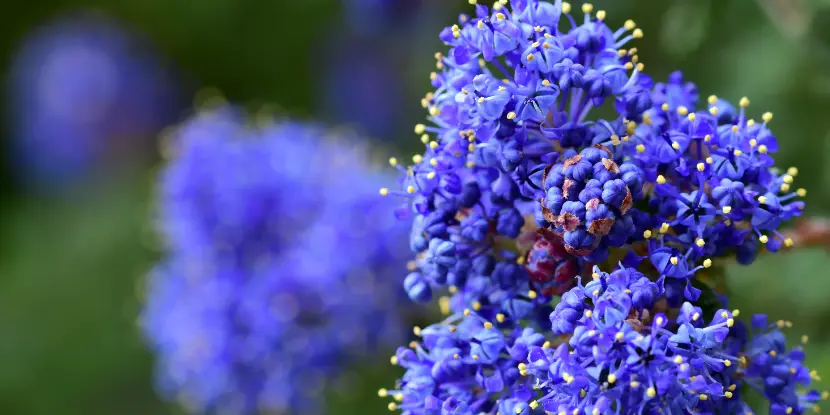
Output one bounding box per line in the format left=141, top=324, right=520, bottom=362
left=6, top=12, right=179, bottom=189
left=382, top=1, right=818, bottom=414
left=141, top=107, right=410, bottom=414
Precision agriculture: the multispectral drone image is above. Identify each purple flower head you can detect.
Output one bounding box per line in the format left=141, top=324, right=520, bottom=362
left=142, top=107, right=410, bottom=414
left=6, top=12, right=180, bottom=189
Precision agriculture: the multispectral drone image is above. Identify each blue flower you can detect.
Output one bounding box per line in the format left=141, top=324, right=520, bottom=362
left=6, top=12, right=179, bottom=190
left=141, top=107, right=410, bottom=414
left=388, top=0, right=648, bottom=318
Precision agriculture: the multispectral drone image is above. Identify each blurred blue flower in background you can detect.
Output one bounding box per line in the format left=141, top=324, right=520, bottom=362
left=141, top=106, right=411, bottom=414
left=4, top=11, right=180, bottom=191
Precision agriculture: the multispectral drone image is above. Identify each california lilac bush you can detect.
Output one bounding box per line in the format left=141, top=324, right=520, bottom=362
left=381, top=1, right=820, bottom=413
left=5, top=12, right=178, bottom=189
left=141, top=106, right=410, bottom=414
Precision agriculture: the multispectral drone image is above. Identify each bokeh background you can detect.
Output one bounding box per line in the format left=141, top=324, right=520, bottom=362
left=1, top=0, right=829, bottom=414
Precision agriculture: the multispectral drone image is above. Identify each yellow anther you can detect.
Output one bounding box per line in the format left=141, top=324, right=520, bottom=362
left=785, top=238, right=794, bottom=247
left=636, top=62, right=645, bottom=72
left=596, top=10, right=606, bottom=20
left=420, top=134, right=429, bottom=144
left=709, top=107, right=719, bottom=116
left=429, top=158, right=438, bottom=166
left=781, top=183, right=790, bottom=192
left=607, top=374, right=617, bottom=384
left=671, top=141, right=681, bottom=150
left=656, top=316, right=664, bottom=325
left=797, top=188, right=807, bottom=197
left=729, top=384, right=737, bottom=391
left=430, top=141, right=439, bottom=150
left=693, top=312, right=700, bottom=321
left=733, top=149, right=742, bottom=157
left=633, top=28, right=643, bottom=38
left=670, top=256, right=679, bottom=265
left=624, top=19, right=637, bottom=30
left=390, top=355, right=398, bottom=365
left=542, top=341, right=551, bottom=348
left=378, top=388, right=389, bottom=397
left=758, top=144, right=768, bottom=154
left=496, top=313, right=505, bottom=323
left=704, top=134, right=712, bottom=142
left=630, top=381, right=640, bottom=388
left=526, top=53, right=535, bottom=61
left=725, top=391, right=733, bottom=399
left=732, top=309, right=740, bottom=317
left=506, top=111, right=517, bottom=120
left=528, top=290, right=537, bottom=299
left=721, top=311, right=729, bottom=318
left=618, top=49, right=627, bottom=56
left=727, top=318, right=735, bottom=327
left=542, top=79, right=552, bottom=87
left=708, top=95, right=718, bottom=104
left=703, top=258, right=712, bottom=268
left=495, top=12, right=506, bottom=20
left=529, top=401, right=539, bottom=410
left=643, top=112, right=653, bottom=125
left=406, top=186, right=416, bottom=194
left=584, top=309, right=593, bottom=318
left=758, top=195, right=767, bottom=204
left=759, top=235, right=769, bottom=244
left=379, top=188, right=390, bottom=196
left=788, top=167, right=799, bottom=176
left=531, top=41, right=540, bottom=48
left=636, top=144, right=646, bottom=153
left=747, top=119, right=756, bottom=127
left=688, top=113, right=696, bottom=121
left=722, top=205, right=732, bottom=214
left=732, top=125, right=739, bottom=133
left=762, top=112, right=773, bottom=122
left=674, top=356, right=683, bottom=364
left=696, top=162, right=705, bottom=172
left=699, top=394, right=708, bottom=401
left=724, top=359, right=732, bottom=367
left=647, top=388, right=656, bottom=398
left=660, top=222, right=670, bottom=233
left=661, top=103, right=670, bottom=112
left=750, top=139, right=758, bottom=147
left=468, top=143, right=475, bottom=152
left=677, top=106, right=689, bottom=116
left=643, top=230, right=653, bottom=239
left=413, top=326, right=422, bottom=336
left=414, top=124, right=425, bottom=134
left=518, top=363, right=527, bottom=371
left=472, top=301, right=482, bottom=310
left=463, top=308, right=471, bottom=316
left=770, top=350, right=777, bottom=357
left=591, top=272, right=600, bottom=280
left=656, top=175, right=666, bottom=184
left=388, top=402, right=397, bottom=411
left=483, top=322, right=493, bottom=329
left=615, top=332, right=624, bottom=341
left=465, top=161, right=475, bottom=168
left=561, top=2, right=571, bottom=13
left=787, top=408, right=793, bottom=414
left=696, top=238, right=705, bottom=247
left=739, top=97, right=750, bottom=107
left=706, top=156, right=714, bottom=164
left=582, top=3, right=593, bottom=13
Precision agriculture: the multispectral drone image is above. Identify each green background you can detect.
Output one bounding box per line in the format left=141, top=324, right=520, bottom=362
left=1, top=0, right=830, bottom=414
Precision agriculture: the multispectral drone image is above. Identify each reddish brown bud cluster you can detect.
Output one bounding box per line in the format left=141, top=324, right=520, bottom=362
left=524, top=229, right=580, bottom=295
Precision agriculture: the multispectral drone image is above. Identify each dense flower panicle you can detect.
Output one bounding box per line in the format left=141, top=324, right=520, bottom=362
left=383, top=1, right=817, bottom=414
left=6, top=12, right=178, bottom=188
left=386, top=0, right=648, bottom=310
left=526, top=268, right=820, bottom=415
left=142, top=107, right=410, bottom=414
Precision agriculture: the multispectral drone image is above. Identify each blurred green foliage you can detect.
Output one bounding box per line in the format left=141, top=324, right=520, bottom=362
left=1, top=0, right=829, bottom=414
